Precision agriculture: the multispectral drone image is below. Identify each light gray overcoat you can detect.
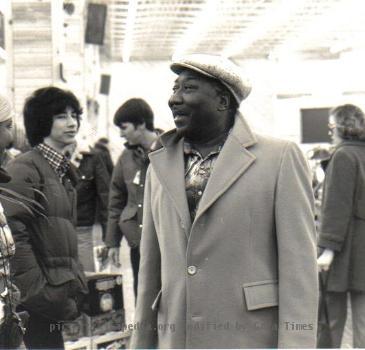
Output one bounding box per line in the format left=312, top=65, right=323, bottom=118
left=130, top=113, right=318, bottom=349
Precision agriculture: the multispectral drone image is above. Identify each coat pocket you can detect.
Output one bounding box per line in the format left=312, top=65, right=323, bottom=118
left=77, top=176, right=94, bottom=191
left=43, top=267, right=76, bottom=286
left=242, top=279, right=278, bottom=311
left=151, top=289, right=162, bottom=311
left=120, top=205, right=138, bottom=221
left=119, top=206, right=140, bottom=247
left=355, top=199, right=365, bottom=220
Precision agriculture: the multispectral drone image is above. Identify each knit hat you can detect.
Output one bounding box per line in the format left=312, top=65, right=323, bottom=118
left=170, top=54, right=251, bottom=104
left=0, top=95, right=13, bottom=123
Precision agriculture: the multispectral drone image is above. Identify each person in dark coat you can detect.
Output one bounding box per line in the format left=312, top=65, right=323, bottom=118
left=93, top=137, right=114, bottom=178
left=105, top=98, right=160, bottom=298
left=2, top=87, right=88, bottom=349
left=318, top=104, right=365, bottom=348
left=75, top=146, right=111, bottom=270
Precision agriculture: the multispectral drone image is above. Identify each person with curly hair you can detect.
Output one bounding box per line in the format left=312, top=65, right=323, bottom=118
left=318, top=104, right=365, bottom=347
left=2, top=87, right=88, bottom=349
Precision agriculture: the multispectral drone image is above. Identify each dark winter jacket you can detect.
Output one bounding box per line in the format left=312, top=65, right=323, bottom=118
left=0, top=167, right=11, bottom=183
left=93, top=143, right=114, bottom=178
left=76, top=151, right=110, bottom=234
left=2, top=149, right=88, bottom=321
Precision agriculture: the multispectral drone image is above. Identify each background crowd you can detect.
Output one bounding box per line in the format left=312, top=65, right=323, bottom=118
left=0, top=54, right=363, bottom=349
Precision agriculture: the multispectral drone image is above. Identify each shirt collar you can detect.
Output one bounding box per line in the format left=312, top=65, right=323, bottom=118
left=124, top=131, right=159, bottom=152
left=183, top=128, right=232, bottom=159
left=36, top=143, right=70, bottom=178
left=183, top=141, right=224, bottom=162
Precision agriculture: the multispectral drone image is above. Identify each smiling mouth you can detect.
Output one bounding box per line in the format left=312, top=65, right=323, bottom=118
left=173, top=113, right=189, bottom=120
left=173, top=115, right=187, bottom=124
left=173, top=116, right=190, bottom=129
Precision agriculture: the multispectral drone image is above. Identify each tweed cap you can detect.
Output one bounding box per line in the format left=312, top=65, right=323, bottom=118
left=170, top=54, right=251, bottom=104
left=0, top=94, right=12, bottom=123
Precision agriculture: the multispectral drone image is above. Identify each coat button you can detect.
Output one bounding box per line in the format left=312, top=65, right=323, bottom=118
left=139, top=224, right=143, bottom=228
left=187, top=265, right=197, bottom=276
left=197, top=190, right=202, bottom=196
left=138, top=204, right=142, bottom=208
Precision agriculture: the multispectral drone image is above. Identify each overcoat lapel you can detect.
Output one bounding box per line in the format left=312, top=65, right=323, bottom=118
left=149, top=136, right=192, bottom=236
left=194, top=113, right=257, bottom=222
left=149, top=113, right=257, bottom=237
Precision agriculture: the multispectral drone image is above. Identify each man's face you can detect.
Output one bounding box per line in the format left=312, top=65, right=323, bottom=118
left=328, top=114, right=341, bottom=144
left=48, top=106, right=79, bottom=148
left=168, top=70, right=221, bottom=139
left=0, top=119, right=13, bottom=154
left=119, top=122, right=143, bottom=145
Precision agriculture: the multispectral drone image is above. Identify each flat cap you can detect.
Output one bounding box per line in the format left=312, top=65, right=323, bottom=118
left=170, top=54, right=251, bottom=104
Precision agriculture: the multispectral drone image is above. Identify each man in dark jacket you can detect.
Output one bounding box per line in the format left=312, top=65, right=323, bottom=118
left=2, top=87, right=88, bottom=349
left=93, top=137, right=114, bottom=178
left=75, top=147, right=110, bottom=270
left=105, top=98, right=159, bottom=298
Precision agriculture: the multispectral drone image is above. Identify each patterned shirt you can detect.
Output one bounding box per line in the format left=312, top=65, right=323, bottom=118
left=36, top=143, right=70, bottom=179
left=184, top=142, right=223, bottom=221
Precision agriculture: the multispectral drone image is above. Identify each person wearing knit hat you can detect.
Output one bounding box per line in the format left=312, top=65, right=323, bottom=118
left=0, top=94, right=13, bottom=122
left=0, top=94, right=14, bottom=158
left=0, top=94, right=14, bottom=183
left=130, top=54, right=318, bottom=349
left=0, top=95, right=25, bottom=348
left=105, top=98, right=162, bottom=298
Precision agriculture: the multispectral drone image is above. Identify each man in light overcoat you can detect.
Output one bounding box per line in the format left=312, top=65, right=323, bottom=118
left=130, top=54, right=318, bottom=349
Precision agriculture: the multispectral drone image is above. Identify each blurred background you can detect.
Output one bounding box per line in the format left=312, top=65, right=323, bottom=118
left=0, top=0, right=364, bottom=159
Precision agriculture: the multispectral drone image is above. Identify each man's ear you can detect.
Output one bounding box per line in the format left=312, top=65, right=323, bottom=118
left=217, top=94, right=230, bottom=111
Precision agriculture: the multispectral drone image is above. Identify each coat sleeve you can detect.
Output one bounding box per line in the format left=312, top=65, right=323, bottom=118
left=274, top=142, right=318, bottom=348
left=3, top=160, right=79, bottom=321
left=3, top=160, right=46, bottom=298
left=130, top=166, right=161, bottom=349
left=104, top=151, right=114, bottom=176
left=318, top=148, right=356, bottom=251
left=93, top=152, right=111, bottom=235
left=105, top=154, right=128, bottom=247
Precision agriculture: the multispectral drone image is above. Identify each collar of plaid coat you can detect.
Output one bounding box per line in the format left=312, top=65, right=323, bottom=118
left=36, top=143, right=70, bottom=178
